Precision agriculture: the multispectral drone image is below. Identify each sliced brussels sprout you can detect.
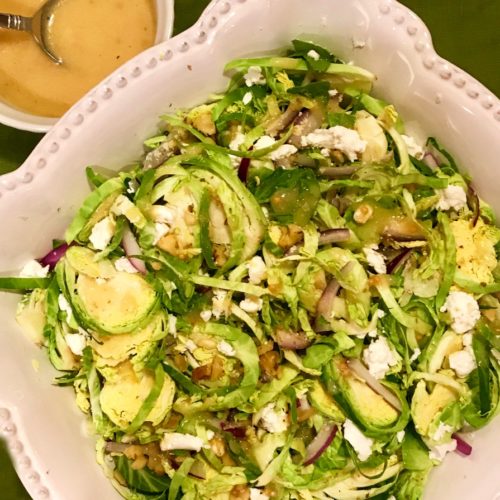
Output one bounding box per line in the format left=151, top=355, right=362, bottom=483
left=48, top=322, right=79, bottom=371
left=354, top=110, right=388, bottom=163
left=309, top=380, right=345, bottom=423
left=16, top=288, right=47, bottom=345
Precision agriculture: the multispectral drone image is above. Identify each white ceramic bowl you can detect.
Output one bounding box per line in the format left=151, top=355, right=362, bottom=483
left=0, top=0, right=175, bottom=133
left=1, top=0, right=500, bottom=499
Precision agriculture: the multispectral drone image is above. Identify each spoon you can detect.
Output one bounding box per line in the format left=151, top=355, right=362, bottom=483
left=0, top=0, right=62, bottom=64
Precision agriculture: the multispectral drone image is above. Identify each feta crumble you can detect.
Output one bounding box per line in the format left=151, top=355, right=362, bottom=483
left=254, top=135, right=276, bottom=150
left=343, top=419, right=373, bottom=461
left=229, top=130, right=247, bottom=166
left=212, top=289, right=228, bottom=319
left=328, top=89, right=339, bottom=97
left=58, top=294, right=73, bottom=322
left=19, top=259, right=49, bottom=278
left=217, top=340, right=236, bottom=357
left=200, top=310, right=212, bottom=322
left=65, top=333, right=87, bottom=356
left=432, top=423, right=454, bottom=442
left=114, top=257, right=138, bottom=274
left=301, top=126, right=366, bottom=161
left=242, top=91, right=253, bottom=105
left=440, top=291, right=480, bottom=334
left=239, top=295, right=263, bottom=313
left=167, top=315, right=177, bottom=336
left=160, top=433, right=205, bottom=452
left=307, top=49, right=320, bottom=60
left=256, top=403, right=289, bottom=433
left=250, top=488, right=270, bottom=500
left=449, top=348, right=476, bottom=378
left=247, top=256, right=267, bottom=284
left=89, top=216, right=115, bottom=250
left=363, top=336, right=398, bottom=379
left=269, top=144, right=298, bottom=161
left=150, top=205, right=176, bottom=224
left=436, top=185, right=468, bottom=212
left=409, top=347, right=421, bottom=363
left=244, top=65, right=265, bottom=87
left=401, top=134, right=424, bottom=160
left=396, top=430, right=405, bottom=443
left=363, top=244, right=387, bottom=274
left=152, top=222, right=170, bottom=245
left=428, top=439, right=457, bottom=461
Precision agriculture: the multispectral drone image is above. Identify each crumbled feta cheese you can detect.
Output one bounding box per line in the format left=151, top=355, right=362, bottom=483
left=228, top=130, right=247, bottom=166
left=160, top=433, right=204, bottom=452
left=167, top=315, right=177, bottom=336
left=449, top=349, right=476, bottom=378
left=376, top=309, right=386, bottom=318
left=239, top=295, right=263, bottom=313
left=254, top=135, right=276, bottom=150
left=150, top=205, right=176, bottom=224
left=65, top=333, right=86, bottom=356
left=217, top=340, right=236, bottom=357
left=242, top=91, right=253, bottom=105
left=363, top=244, right=387, bottom=274
left=328, top=89, right=339, bottom=97
left=257, top=403, right=289, bottom=433
left=19, top=259, right=49, bottom=278
left=307, top=49, right=320, bottom=60
left=436, top=185, right=467, bottom=212
left=250, top=488, right=269, bottom=500
left=363, top=336, right=398, bottom=379
left=320, top=147, right=330, bottom=157
left=428, top=439, right=457, bottom=461
left=185, top=339, right=197, bottom=353
left=114, top=257, right=138, bottom=274
left=301, top=126, right=366, bottom=161
left=58, top=294, right=73, bottom=322
left=343, top=419, right=373, bottom=461
left=206, top=430, right=215, bottom=440
left=410, top=347, right=421, bottom=363
left=152, top=222, right=170, bottom=245
left=89, top=216, right=115, bottom=250
left=396, top=430, right=405, bottom=443
left=212, top=289, right=228, bottom=319
left=247, top=256, right=267, bottom=284
left=244, top=65, right=265, bottom=87
left=401, top=134, right=424, bottom=160
left=200, top=309, right=212, bottom=322
left=462, top=333, right=473, bottom=348
left=440, top=291, right=480, bottom=334
left=269, top=144, right=298, bottom=161
left=432, top=423, right=454, bottom=442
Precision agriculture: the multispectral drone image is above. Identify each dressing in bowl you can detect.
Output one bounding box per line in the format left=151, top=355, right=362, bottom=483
left=0, top=0, right=158, bottom=118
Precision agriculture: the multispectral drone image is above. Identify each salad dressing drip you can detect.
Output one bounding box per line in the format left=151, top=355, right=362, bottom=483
left=0, top=0, right=156, bottom=117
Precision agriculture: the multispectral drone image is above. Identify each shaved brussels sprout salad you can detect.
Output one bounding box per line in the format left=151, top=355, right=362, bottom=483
left=3, top=39, right=500, bottom=500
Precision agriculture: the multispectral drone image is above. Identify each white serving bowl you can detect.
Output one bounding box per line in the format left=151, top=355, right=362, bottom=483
left=0, top=0, right=175, bottom=133
left=1, top=0, right=500, bottom=499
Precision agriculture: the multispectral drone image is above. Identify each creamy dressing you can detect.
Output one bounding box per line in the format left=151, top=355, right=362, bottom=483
left=0, top=0, right=156, bottom=117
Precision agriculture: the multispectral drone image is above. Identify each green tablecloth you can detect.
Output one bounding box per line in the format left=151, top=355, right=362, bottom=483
left=1, top=1, right=499, bottom=498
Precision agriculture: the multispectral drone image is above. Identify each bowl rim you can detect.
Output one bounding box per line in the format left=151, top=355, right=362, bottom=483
left=0, top=0, right=175, bottom=134
left=1, top=1, right=500, bottom=498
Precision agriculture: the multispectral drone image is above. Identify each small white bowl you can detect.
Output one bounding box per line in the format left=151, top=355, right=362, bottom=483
left=0, top=0, right=174, bottom=133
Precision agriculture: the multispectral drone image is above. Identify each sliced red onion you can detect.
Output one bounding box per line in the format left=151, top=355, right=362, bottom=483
left=319, top=228, right=351, bottom=245
left=386, top=248, right=413, bottom=275
left=423, top=151, right=440, bottom=169
left=466, top=184, right=480, bottom=227
left=122, top=226, right=147, bottom=274
left=105, top=441, right=130, bottom=453
left=39, top=242, right=71, bottom=269
left=297, top=395, right=311, bottom=411
left=238, top=157, right=251, bottom=183
left=266, top=102, right=302, bottom=137
left=319, top=166, right=358, bottom=178
left=221, top=420, right=248, bottom=438
left=347, top=358, right=402, bottom=412
left=453, top=433, right=472, bottom=456
left=316, top=279, right=340, bottom=322
left=275, top=328, right=311, bottom=350
left=289, top=106, right=324, bottom=147
left=303, top=423, right=337, bottom=466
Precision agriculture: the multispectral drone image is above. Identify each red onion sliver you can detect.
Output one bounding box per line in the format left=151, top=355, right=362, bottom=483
left=275, top=328, right=311, bottom=350
left=316, top=279, right=340, bottom=322
left=304, top=423, right=337, bottom=466
left=105, top=441, right=130, bottom=453
left=386, top=248, right=413, bottom=275
left=453, top=433, right=472, bottom=456
left=466, top=184, right=480, bottom=227
left=347, top=358, right=402, bottom=412
left=39, top=242, right=71, bottom=269
left=423, top=151, right=440, bottom=169
left=318, top=228, right=351, bottom=245
left=122, top=227, right=147, bottom=274
left=238, top=157, right=251, bottom=183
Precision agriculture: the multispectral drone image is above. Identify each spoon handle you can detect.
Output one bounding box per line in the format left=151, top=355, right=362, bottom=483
left=0, top=14, right=31, bottom=32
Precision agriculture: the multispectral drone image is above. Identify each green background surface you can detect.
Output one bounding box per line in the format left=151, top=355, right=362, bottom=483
left=0, top=0, right=498, bottom=498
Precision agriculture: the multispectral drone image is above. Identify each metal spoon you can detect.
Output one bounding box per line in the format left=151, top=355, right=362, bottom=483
left=0, top=0, right=62, bottom=64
